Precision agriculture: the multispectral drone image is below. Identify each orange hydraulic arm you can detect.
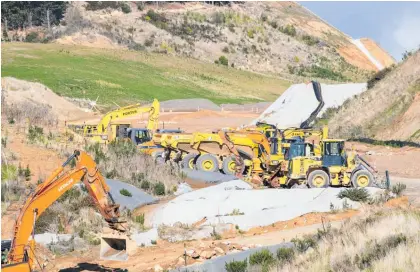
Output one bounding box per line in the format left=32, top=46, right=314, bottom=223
left=5, top=150, right=125, bottom=270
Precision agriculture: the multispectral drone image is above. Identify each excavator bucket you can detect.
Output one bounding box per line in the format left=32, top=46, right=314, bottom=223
left=100, top=232, right=136, bottom=261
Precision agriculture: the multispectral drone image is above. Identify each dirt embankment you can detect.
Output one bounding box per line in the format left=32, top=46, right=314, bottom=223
left=329, top=51, right=420, bottom=143
left=2, top=77, right=94, bottom=122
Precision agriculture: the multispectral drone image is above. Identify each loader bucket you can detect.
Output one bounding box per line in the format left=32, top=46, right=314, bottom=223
left=100, top=234, right=136, bottom=261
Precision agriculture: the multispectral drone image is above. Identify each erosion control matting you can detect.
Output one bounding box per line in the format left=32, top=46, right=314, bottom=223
left=106, top=179, right=157, bottom=211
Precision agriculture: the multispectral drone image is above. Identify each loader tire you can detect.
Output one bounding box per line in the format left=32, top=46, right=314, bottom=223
left=153, top=151, right=165, bottom=165
left=308, top=170, right=330, bottom=188
left=352, top=170, right=374, bottom=188
left=196, top=154, right=219, bottom=172
left=181, top=153, right=198, bottom=170
left=222, top=156, right=244, bottom=175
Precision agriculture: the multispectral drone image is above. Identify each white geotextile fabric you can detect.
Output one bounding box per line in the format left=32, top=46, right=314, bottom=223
left=150, top=180, right=382, bottom=230
left=252, top=82, right=367, bottom=128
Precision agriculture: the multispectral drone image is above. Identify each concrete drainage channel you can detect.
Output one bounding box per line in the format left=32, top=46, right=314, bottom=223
left=171, top=243, right=294, bottom=272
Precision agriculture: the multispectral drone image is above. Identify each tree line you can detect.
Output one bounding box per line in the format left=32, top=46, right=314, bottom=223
left=1, top=1, right=67, bottom=31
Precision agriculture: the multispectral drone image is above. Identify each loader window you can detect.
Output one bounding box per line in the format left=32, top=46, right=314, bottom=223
left=323, top=141, right=345, bottom=166
left=324, top=142, right=343, bottom=155
left=286, top=143, right=305, bottom=160
left=129, top=130, right=151, bottom=145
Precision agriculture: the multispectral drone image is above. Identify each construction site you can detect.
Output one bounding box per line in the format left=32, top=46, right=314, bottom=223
left=1, top=1, right=420, bottom=272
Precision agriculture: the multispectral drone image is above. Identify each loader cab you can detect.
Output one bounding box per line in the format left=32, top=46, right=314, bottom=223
left=321, top=139, right=346, bottom=167
left=127, top=128, right=152, bottom=145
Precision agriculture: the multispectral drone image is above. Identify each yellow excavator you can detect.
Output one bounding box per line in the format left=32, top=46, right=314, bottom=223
left=1, top=151, right=133, bottom=271
left=68, top=99, right=160, bottom=144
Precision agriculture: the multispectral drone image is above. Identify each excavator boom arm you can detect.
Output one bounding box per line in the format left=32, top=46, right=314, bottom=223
left=6, top=150, right=124, bottom=268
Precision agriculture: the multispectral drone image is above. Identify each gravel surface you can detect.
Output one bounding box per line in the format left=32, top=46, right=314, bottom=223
left=171, top=242, right=294, bottom=272
left=182, top=169, right=237, bottom=184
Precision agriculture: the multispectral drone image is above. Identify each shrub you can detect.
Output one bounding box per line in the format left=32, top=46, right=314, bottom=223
left=120, top=188, right=132, bottom=197
left=269, top=21, right=278, bottom=29
left=151, top=240, right=157, bottom=245
left=212, top=11, right=225, bottom=24
left=85, top=142, right=108, bottom=164
left=301, top=34, right=319, bottom=46
left=247, top=29, right=255, bottom=39
left=1, top=164, right=17, bottom=182
left=144, top=38, right=153, bottom=47
left=279, top=24, right=296, bottom=37
left=391, top=183, right=407, bottom=196
left=136, top=1, right=145, bottom=11
left=211, top=226, right=222, bottom=240
left=153, top=182, right=165, bottom=196
left=367, top=66, right=393, bottom=89
left=131, top=43, right=145, bottom=51
left=1, top=137, right=7, bottom=148
left=222, top=46, right=229, bottom=53
left=276, top=247, right=295, bottom=264
left=249, top=249, right=275, bottom=265
left=260, top=13, right=268, bottom=22
left=338, top=188, right=371, bottom=202
left=218, top=55, right=229, bottom=66
left=120, top=2, right=131, bottom=13
left=291, top=236, right=317, bottom=253
left=27, top=125, right=44, bottom=143
left=140, top=180, right=150, bottom=191
left=25, top=32, right=39, bottom=43
left=135, top=213, right=145, bottom=225
left=225, top=259, right=247, bottom=272
left=108, top=140, right=137, bottom=158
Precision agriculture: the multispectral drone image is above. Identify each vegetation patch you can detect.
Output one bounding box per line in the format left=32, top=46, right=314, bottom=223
left=225, top=259, right=247, bottom=272
left=337, top=188, right=371, bottom=202
left=119, top=188, right=132, bottom=197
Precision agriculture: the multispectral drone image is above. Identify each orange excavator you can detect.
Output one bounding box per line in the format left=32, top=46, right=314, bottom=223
left=1, top=150, right=130, bottom=272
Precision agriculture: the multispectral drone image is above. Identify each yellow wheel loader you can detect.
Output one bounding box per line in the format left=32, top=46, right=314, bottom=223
left=287, top=139, right=381, bottom=188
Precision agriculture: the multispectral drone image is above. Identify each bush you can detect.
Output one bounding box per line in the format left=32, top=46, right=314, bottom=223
left=249, top=249, right=275, bottom=265
left=144, top=38, right=153, bottom=47
left=367, top=66, right=393, bottom=89
left=218, top=55, right=229, bottom=66
left=276, top=247, right=295, bottom=264
left=338, top=188, right=371, bottom=202
left=108, top=140, right=137, bottom=158
left=225, top=259, right=247, bottom=272
left=301, top=34, right=319, bottom=46
left=260, top=13, right=268, bottom=22
left=85, top=142, right=108, bottom=164
left=120, top=2, right=131, bottom=13
left=153, top=182, right=165, bottom=196
left=391, top=183, right=407, bottom=196
left=136, top=1, right=144, bottom=11
left=291, top=236, right=317, bottom=253
left=135, top=213, right=145, bottom=225
left=120, top=188, right=132, bottom=197
left=25, top=32, right=39, bottom=43
left=141, top=180, right=150, bottom=190
left=212, top=11, right=225, bottom=24
left=279, top=24, right=296, bottom=37
left=1, top=164, right=17, bottom=182
left=222, top=46, right=229, bottom=53
left=27, top=125, right=44, bottom=143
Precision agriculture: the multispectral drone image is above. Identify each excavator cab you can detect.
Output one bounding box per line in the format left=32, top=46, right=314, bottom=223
left=127, top=128, right=152, bottom=145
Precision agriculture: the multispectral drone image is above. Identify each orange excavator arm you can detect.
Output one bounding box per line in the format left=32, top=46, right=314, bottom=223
left=4, top=150, right=125, bottom=271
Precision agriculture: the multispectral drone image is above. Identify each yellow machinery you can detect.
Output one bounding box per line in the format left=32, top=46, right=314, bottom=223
left=158, top=133, right=196, bottom=168
left=287, top=139, right=379, bottom=188
left=68, top=99, right=160, bottom=144
left=1, top=150, right=133, bottom=272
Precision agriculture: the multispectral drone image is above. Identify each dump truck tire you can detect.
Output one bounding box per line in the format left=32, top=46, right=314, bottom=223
left=308, top=170, right=329, bottom=188
left=181, top=153, right=198, bottom=170
left=352, top=169, right=374, bottom=188
left=196, top=154, right=219, bottom=172
left=222, top=156, right=244, bottom=175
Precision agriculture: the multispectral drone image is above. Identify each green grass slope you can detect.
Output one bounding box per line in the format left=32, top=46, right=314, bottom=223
left=1, top=43, right=290, bottom=106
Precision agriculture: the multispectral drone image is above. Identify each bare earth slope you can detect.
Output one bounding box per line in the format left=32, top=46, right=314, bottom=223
left=328, top=51, right=420, bottom=143
left=55, top=1, right=394, bottom=82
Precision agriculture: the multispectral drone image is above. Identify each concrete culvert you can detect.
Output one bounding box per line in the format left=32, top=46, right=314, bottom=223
left=196, top=154, right=219, bottom=172
left=100, top=235, right=135, bottom=261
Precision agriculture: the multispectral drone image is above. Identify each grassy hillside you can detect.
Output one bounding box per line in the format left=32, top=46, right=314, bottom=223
left=1, top=43, right=290, bottom=106
left=327, top=51, right=420, bottom=143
